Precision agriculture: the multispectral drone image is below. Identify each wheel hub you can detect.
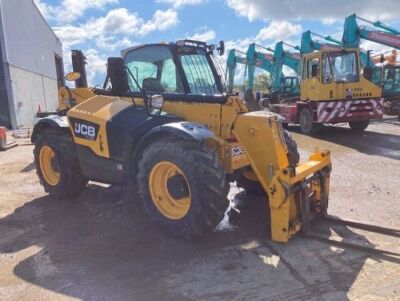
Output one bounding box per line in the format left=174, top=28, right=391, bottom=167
left=39, top=145, right=60, bottom=186
left=167, top=174, right=189, bottom=200
left=148, top=161, right=191, bottom=220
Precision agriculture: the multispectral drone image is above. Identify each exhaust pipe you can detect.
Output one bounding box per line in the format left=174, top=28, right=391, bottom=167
left=71, top=50, right=88, bottom=88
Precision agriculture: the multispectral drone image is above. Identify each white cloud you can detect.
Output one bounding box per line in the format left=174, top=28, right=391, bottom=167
left=87, top=8, right=143, bottom=35
left=96, top=36, right=134, bottom=51
left=156, top=0, right=205, bottom=9
left=85, top=49, right=108, bottom=86
left=35, top=0, right=118, bottom=23
left=139, top=9, right=179, bottom=36
left=53, top=8, right=178, bottom=48
left=255, top=21, right=302, bottom=42
left=188, top=29, right=216, bottom=42
left=225, top=0, right=400, bottom=22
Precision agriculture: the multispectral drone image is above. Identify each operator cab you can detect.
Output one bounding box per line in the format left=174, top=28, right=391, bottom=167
left=120, top=40, right=227, bottom=102
left=301, top=48, right=380, bottom=101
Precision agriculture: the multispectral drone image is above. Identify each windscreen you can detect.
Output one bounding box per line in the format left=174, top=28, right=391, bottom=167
left=179, top=49, right=222, bottom=95
left=330, top=51, right=359, bottom=83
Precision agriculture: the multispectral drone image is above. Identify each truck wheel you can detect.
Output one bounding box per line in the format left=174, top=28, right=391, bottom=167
left=34, top=129, right=88, bottom=199
left=349, top=120, right=369, bottom=132
left=299, top=107, right=321, bottom=135
left=236, top=129, right=300, bottom=195
left=137, top=140, right=229, bottom=239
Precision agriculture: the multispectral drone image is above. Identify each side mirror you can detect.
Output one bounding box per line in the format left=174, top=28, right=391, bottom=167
left=217, top=40, right=225, bottom=56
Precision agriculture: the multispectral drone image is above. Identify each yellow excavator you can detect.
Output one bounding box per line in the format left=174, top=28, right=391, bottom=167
left=31, top=41, right=399, bottom=252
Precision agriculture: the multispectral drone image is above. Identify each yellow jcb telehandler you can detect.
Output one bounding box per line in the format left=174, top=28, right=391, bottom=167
left=31, top=41, right=399, bottom=251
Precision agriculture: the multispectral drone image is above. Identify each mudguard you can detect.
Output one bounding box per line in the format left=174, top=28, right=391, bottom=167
left=148, top=121, right=215, bottom=141
left=31, top=115, right=69, bottom=143
left=131, top=121, right=216, bottom=167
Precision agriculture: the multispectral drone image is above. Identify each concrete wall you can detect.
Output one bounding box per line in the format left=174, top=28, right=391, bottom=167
left=9, top=65, right=58, bottom=127
left=0, top=0, right=63, bottom=128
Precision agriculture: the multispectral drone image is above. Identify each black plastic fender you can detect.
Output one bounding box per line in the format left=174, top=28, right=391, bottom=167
left=31, top=115, right=69, bottom=143
left=130, top=121, right=216, bottom=171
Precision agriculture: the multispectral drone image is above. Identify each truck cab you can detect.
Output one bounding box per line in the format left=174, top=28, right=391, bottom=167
left=300, top=48, right=381, bottom=101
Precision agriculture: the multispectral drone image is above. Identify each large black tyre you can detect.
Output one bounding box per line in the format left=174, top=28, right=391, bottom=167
left=284, top=129, right=300, bottom=167
left=236, top=129, right=300, bottom=195
left=349, top=120, right=369, bottom=132
left=34, top=128, right=88, bottom=199
left=137, top=139, right=229, bottom=239
left=299, top=107, right=321, bottom=135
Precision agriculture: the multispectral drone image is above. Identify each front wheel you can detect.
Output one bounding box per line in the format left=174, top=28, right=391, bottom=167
left=349, top=120, right=369, bottom=132
left=137, top=140, right=229, bottom=239
left=299, top=107, right=321, bottom=135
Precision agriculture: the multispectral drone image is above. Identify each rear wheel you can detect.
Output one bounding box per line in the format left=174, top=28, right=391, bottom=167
left=299, top=107, right=321, bottom=135
left=137, top=140, right=229, bottom=239
left=349, top=120, right=369, bottom=132
left=34, top=128, right=87, bottom=199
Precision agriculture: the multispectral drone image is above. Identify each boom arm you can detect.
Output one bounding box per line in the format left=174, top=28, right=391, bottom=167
left=300, top=30, right=342, bottom=54
left=273, top=41, right=301, bottom=74
left=226, top=49, right=247, bottom=93
left=246, top=43, right=274, bottom=91
left=343, top=14, right=400, bottom=50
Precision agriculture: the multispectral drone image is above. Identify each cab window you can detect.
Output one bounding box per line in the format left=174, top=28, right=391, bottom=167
left=322, top=53, right=332, bottom=83
left=124, top=45, right=184, bottom=93
left=180, top=51, right=219, bottom=95
left=307, top=58, right=320, bottom=79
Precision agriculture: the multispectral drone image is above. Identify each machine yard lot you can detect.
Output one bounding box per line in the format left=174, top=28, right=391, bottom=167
left=0, top=117, right=399, bottom=301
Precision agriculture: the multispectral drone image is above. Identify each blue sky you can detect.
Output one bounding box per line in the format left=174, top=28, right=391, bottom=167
left=34, top=0, right=400, bottom=85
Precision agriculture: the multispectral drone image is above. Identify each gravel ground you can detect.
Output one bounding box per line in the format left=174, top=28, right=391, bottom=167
left=0, top=116, right=399, bottom=301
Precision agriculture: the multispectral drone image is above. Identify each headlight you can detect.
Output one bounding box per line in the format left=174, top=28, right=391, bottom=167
left=149, top=95, right=164, bottom=109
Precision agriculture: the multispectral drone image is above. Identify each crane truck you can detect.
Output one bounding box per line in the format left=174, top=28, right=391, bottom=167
left=269, top=30, right=383, bottom=134
left=342, top=14, right=400, bottom=119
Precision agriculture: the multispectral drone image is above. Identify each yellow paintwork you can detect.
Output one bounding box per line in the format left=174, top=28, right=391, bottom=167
left=39, top=145, right=60, bottom=186
left=67, top=95, right=132, bottom=157
left=149, top=161, right=191, bottom=220
left=301, top=48, right=382, bottom=101
left=58, top=87, right=331, bottom=243
left=267, top=151, right=331, bottom=242
left=58, top=87, right=97, bottom=111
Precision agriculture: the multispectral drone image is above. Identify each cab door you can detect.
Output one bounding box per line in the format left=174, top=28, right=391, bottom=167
left=300, top=54, right=321, bottom=101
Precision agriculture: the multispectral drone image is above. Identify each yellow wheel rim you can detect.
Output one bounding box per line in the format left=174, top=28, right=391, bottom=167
left=39, top=145, right=60, bottom=186
left=149, top=161, right=191, bottom=220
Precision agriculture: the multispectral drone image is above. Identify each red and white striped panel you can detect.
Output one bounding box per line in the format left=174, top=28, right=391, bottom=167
left=316, top=99, right=383, bottom=123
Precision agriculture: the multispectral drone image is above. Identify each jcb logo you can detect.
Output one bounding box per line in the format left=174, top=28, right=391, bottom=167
left=75, top=123, right=96, bottom=139
left=70, top=118, right=99, bottom=141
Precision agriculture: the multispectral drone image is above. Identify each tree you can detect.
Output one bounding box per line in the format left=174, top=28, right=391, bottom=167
left=253, top=73, right=271, bottom=92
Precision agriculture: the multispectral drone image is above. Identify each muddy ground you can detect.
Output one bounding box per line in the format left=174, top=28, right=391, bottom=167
left=0, top=117, right=399, bottom=301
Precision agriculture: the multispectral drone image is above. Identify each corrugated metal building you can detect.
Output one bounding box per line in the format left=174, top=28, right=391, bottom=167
left=0, top=0, right=63, bottom=129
